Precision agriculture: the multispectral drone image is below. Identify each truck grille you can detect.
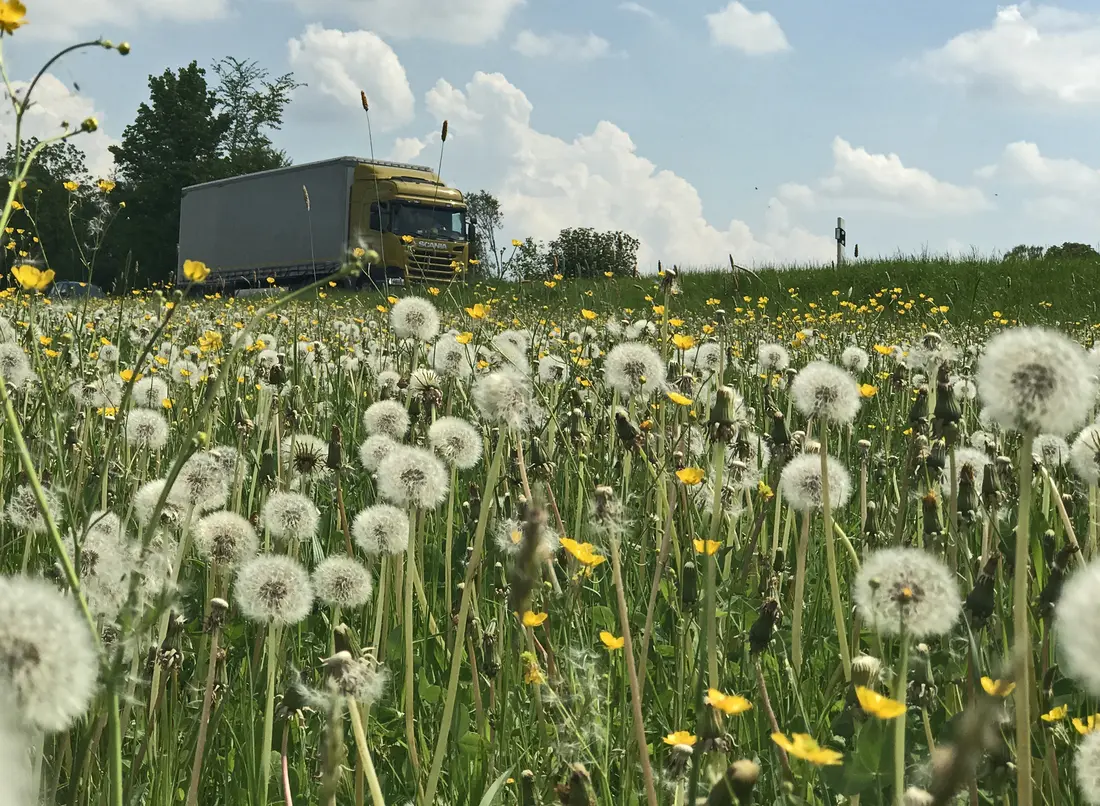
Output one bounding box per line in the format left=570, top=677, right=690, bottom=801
left=407, top=248, right=463, bottom=282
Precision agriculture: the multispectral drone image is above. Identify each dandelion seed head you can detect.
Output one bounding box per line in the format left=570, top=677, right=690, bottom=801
left=604, top=342, right=664, bottom=399
left=790, top=361, right=861, bottom=425
left=428, top=416, right=482, bottom=470
left=0, top=343, right=32, bottom=387
left=841, top=346, right=870, bottom=373
left=376, top=445, right=447, bottom=509
left=133, top=479, right=184, bottom=528
left=757, top=343, right=790, bottom=373
left=0, top=575, right=99, bottom=732
left=327, top=652, right=390, bottom=704
left=131, top=376, right=168, bottom=408
left=352, top=504, right=410, bottom=556
left=234, top=555, right=313, bottom=625
left=170, top=451, right=230, bottom=513
left=472, top=370, right=545, bottom=432
left=6, top=484, right=60, bottom=535
left=390, top=297, right=440, bottom=341
left=1033, top=433, right=1069, bottom=467
left=427, top=336, right=472, bottom=379
left=1076, top=729, right=1100, bottom=805
left=537, top=354, right=570, bottom=384
left=854, top=548, right=961, bottom=639
left=359, top=434, right=397, bottom=472
left=948, top=447, right=990, bottom=488
left=1054, top=560, right=1100, bottom=695
left=977, top=327, right=1095, bottom=436
left=261, top=492, right=320, bottom=543
left=1072, top=423, right=1100, bottom=484
left=124, top=408, right=169, bottom=450
left=281, top=434, right=330, bottom=480
left=684, top=342, right=722, bottom=375
left=312, top=556, right=373, bottom=608
left=194, top=511, right=259, bottom=568
left=362, top=399, right=410, bottom=440
left=778, top=453, right=852, bottom=512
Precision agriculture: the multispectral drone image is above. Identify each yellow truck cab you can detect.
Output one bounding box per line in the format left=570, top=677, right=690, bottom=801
left=177, top=157, right=472, bottom=291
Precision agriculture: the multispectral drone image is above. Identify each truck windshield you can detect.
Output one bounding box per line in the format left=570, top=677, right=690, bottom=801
left=391, top=203, right=466, bottom=241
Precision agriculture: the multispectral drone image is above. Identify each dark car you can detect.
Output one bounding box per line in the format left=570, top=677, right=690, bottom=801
left=49, top=281, right=106, bottom=300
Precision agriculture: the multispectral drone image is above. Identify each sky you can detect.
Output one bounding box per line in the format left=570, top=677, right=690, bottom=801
left=7, top=0, right=1100, bottom=269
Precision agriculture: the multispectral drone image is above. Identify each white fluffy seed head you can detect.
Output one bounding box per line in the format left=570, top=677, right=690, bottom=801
left=778, top=453, right=852, bottom=512
left=0, top=688, right=34, bottom=805
left=1072, top=424, right=1100, bottom=484
left=684, top=342, right=722, bottom=375
left=1076, top=730, right=1100, bottom=805
left=329, top=654, right=390, bottom=704
left=949, top=447, right=990, bottom=488
left=133, top=479, right=185, bottom=528
left=390, top=297, right=440, bottom=341
left=312, top=556, right=373, bottom=608
left=362, top=399, right=410, bottom=440
left=124, top=408, right=169, bottom=450
left=790, top=361, right=861, bottom=425
left=537, top=354, right=570, bottom=385
left=976, top=327, right=1096, bottom=437
left=0, top=575, right=99, bottom=732
left=261, top=492, right=320, bottom=543
left=1055, top=559, right=1100, bottom=696
left=194, top=511, right=259, bottom=568
left=757, top=343, right=790, bottom=373
left=428, top=416, right=483, bottom=470
left=841, top=346, right=870, bottom=373
left=359, top=434, right=397, bottom=472
left=1033, top=434, right=1069, bottom=467
left=0, top=343, right=32, bottom=387
left=854, top=548, right=962, bottom=639
left=604, top=342, right=665, bottom=399
left=352, top=505, right=410, bottom=556
left=376, top=445, right=448, bottom=509
left=427, top=336, right=472, bottom=379
left=131, top=376, right=168, bottom=408
left=6, top=484, right=60, bottom=535
left=472, top=370, right=544, bottom=432
left=170, top=451, right=230, bottom=513
left=234, top=555, right=314, bottom=625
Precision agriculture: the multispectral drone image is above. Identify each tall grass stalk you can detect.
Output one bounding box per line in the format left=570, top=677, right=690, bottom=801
left=1014, top=432, right=1035, bottom=806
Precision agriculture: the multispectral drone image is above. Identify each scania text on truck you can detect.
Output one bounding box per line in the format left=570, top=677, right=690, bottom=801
left=176, top=157, right=474, bottom=291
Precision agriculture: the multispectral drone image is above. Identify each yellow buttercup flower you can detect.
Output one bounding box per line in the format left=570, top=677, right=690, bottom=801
left=1041, top=705, right=1068, bottom=723
left=456, top=331, right=473, bottom=345
left=521, top=611, right=548, bottom=628
left=672, top=334, right=695, bottom=350
left=770, top=733, right=843, bottom=766
left=693, top=539, right=721, bottom=556
left=1074, top=715, right=1100, bottom=735
left=0, top=0, right=27, bottom=34
left=12, top=264, right=54, bottom=291
left=855, top=686, right=906, bottom=719
left=63, top=180, right=79, bottom=192
left=599, top=631, right=625, bottom=650
left=705, top=689, right=752, bottom=716
left=97, top=179, right=115, bottom=193
left=663, top=731, right=697, bottom=747
left=182, top=259, right=210, bottom=283
left=859, top=384, right=878, bottom=398
left=581, top=309, right=597, bottom=320
left=676, top=467, right=705, bottom=485
left=980, top=677, right=1015, bottom=697
left=560, top=537, right=606, bottom=569
left=465, top=303, right=488, bottom=320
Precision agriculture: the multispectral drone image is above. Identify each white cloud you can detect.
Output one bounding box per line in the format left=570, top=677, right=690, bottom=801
left=0, top=75, right=116, bottom=178
left=289, top=0, right=522, bottom=45
left=706, top=2, right=791, bottom=55
left=785, top=137, right=991, bottom=217
left=287, top=25, right=414, bottom=131
left=619, top=1, right=657, bottom=18
left=513, top=30, right=611, bottom=61
left=977, top=141, right=1100, bottom=221
left=423, top=72, right=835, bottom=268
left=917, top=4, right=1100, bottom=105
left=23, top=0, right=228, bottom=40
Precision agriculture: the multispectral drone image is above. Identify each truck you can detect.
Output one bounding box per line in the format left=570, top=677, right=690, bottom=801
left=176, top=156, right=474, bottom=291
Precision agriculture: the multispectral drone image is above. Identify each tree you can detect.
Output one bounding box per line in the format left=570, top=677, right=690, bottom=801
left=0, top=138, right=123, bottom=286
left=464, top=189, right=503, bottom=277
left=503, top=237, right=548, bottom=280
left=1044, top=242, right=1099, bottom=262
left=546, top=227, right=639, bottom=279
left=211, top=57, right=301, bottom=175
left=1003, top=244, right=1045, bottom=262
left=109, top=62, right=230, bottom=286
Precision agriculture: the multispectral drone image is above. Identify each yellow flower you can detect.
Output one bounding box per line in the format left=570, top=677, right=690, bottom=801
left=859, top=384, right=878, bottom=398
left=1041, top=705, right=1068, bottom=723
left=705, top=689, right=753, bottom=715
left=352, top=246, right=365, bottom=259
left=770, top=733, right=843, bottom=766
left=676, top=467, right=705, bottom=485
left=387, top=295, right=398, bottom=304
left=604, top=271, right=613, bottom=278
left=873, top=344, right=893, bottom=355
left=162, top=398, right=173, bottom=409
left=455, top=331, right=474, bottom=345
left=521, top=651, right=545, bottom=685
left=758, top=481, right=775, bottom=501
left=1074, top=715, right=1100, bottom=735
left=672, top=334, right=695, bottom=350
left=0, top=0, right=27, bottom=34
left=37, top=335, right=51, bottom=346
left=667, top=391, right=693, bottom=406
left=693, top=539, right=721, bottom=555
left=581, top=309, right=597, bottom=320
left=652, top=304, right=665, bottom=316
left=560, top=537, right=607, bottom=569
left=522, top=611, right=548, bottom=628
left=96, top=406, right=119, bottom=417
left=44, top=349, right=59, bottom=358
left=465, top=303, right=489, bottom=320
left=10, top=200, right=22, bottom=210
left=266, top=276, right=275, bottom=284
left=980, top=677, right=1015, bottom=697
left=376, top=305, right=387, bottom=313
left=63, top=180, right=79, bottom=192
left=11, top=264, right=54, bottom=291
left=119, top=368, right=135, bottom=383
left=511, top=239, right=522, bottom=247
left=599, top=631, right=625, bottom=650
left=428, top=287, right=440, bottom=296
left=97, top=179, right=115, bottom=193
left=198, top=330, right=223, bottom=352
left=663, top=731, right=697, bottom=747
left=182, top=259, right=210, bottom=282
left=855, top=686, right=906, bottom=719
left=401, top=235, right=414, bottom=244
left=544, top=280, right=556, bottom=289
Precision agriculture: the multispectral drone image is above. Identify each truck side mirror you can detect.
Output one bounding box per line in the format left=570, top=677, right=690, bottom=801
left=467, top=218, right=476, bottom=245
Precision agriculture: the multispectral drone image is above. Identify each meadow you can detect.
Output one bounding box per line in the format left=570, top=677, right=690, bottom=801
left=6, top=19, right=1100, bottom=806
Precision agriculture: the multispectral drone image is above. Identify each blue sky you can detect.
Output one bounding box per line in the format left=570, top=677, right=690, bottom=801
left=9, top=0, right=1100, bottom=268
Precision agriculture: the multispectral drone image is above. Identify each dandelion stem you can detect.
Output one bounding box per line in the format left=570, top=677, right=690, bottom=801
left=820, top=422, right=852, bottom=682
left=260, top=624, right=281, bottom=806
left=1014, top=431, right=1036, bottom=806
left=423, top=432, right=504, bottom=805
left=609, top=532, right=659, bottom=806
left=185, top=614, right=222, bottom=806
left=893, top=623, right=910, bottom=806
left=792, top=512, right=810, bottom=674
left=404, top=507, right=420, bottom=773
left=348, top=698, right=386, bottom=806
left=706, top=440, right=727, bottom=688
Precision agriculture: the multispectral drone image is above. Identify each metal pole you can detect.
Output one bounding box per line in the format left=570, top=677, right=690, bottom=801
left=835, top=217, right=846, bottom=267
